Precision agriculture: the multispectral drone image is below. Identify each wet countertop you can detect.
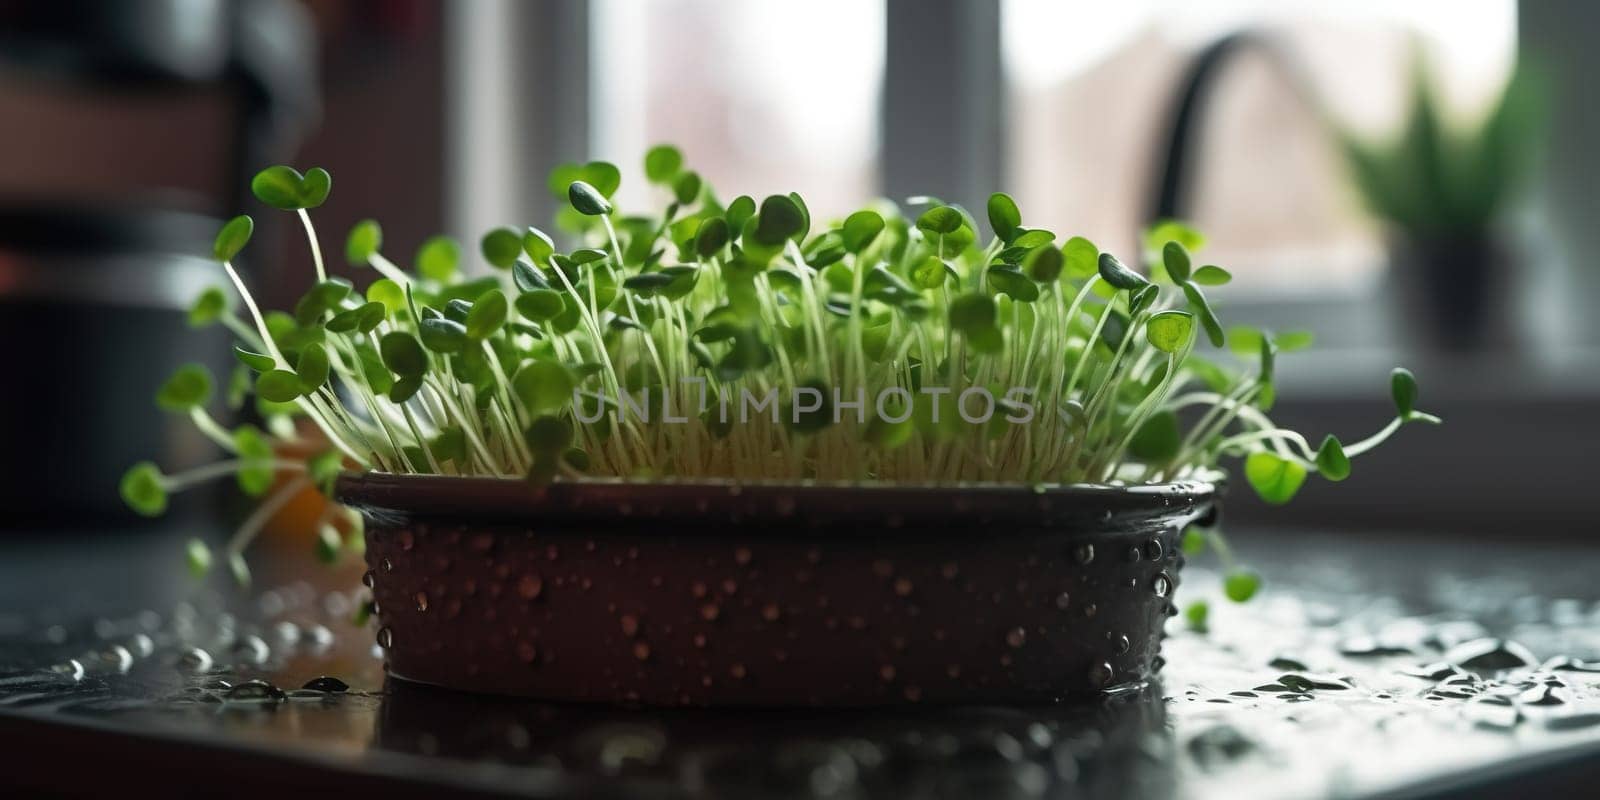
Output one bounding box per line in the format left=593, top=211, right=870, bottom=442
left=2, top=526, right=1598, bottom=799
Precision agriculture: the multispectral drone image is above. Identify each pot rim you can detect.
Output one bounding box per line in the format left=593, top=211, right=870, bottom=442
left=336, top=472, right=1223, bottom=534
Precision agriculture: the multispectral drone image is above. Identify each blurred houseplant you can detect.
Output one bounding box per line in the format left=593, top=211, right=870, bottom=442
left=1339, top=50, right=1545, bottom=351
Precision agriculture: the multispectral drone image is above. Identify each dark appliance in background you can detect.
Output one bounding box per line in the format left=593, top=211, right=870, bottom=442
left=0, top=0, right=319, bottom=527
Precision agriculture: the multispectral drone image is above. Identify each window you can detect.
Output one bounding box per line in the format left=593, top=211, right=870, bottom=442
left=1002, top=0, right=1516, bottom=296
left=590, top=0, right=885, bottom=223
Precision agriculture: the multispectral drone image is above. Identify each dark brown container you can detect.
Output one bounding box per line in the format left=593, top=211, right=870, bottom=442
left=337, top=474, right=1219, bottom=706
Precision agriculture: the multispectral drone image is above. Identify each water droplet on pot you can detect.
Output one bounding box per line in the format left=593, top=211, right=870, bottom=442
left=1006, top=627, right=1027, bottom=648
left=879, top=664, right=896, bottom=682
left=1055, top=592, right=1071, bottom=610
left=894, top=577, right=914, bottom=597
left=1111, top=633, right=1131, bottom=654
left=1088, top=661, right=1114, bottom=689
left=1125, top=546, right=1142, bottom=563
left=414, top=592, right=429, bottom=611
left=620, top=615, right=639, bottom=637
left=903, top=685, right=922, bottom=702
left=941, top=562, right=959, bottom=579
left=1084, top=603, right=1098, bottom=618
left=762, top=604, right=781, bottom=622
left=518, top=574, right=544, bottom=600
left=734, top=547, right=752, bottom=565
left=691, top=581, right=708, bottom=599
left=1144, top=539, right=1164, bottom=560
left=721, top=578, right=738, bottom=595
left=381, top=557, right=393, bottom=572
left=693, top=633, right=707, bottom=649
left=376, top=627, right=393, bottom=649
left=633, top=642, right=651, bottom=661
left=700, top=603, right=720, bottom=621
left=1074, top=544, right=1095, bottom=565
left=872, top=559, right=894, bottom=578
left=399, top=530, right=414, bottom=551
left=1153, top=572, right=1172, bottom=598
left=730, top=663, right=747, bottom=679
left=517, top=641, right=538, bottom=663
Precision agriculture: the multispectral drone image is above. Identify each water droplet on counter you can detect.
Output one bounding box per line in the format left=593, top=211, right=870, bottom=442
left=50, top=659, right=85, bottom=682
left=301, top=676, right=349, bottom=693
left=176, top=647, right=213, bottom=673
left=1403, top=662, right=1465, bottom=681
left=1186, top=724, right=1256, bottom=768
left=231, top=635, right=269, bottom=665
left=225, top=679, right=285, bottom=703
left=1445, top=639, right=1536, bottom=672
left=1277, top=673, right=1354, bottom=692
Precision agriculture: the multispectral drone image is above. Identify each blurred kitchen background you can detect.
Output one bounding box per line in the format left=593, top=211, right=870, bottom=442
left=1, top=0, right=1594, bottom=536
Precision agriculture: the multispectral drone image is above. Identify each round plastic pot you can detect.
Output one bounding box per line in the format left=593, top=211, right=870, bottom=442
left=337, top=474, right=1219, bottom=706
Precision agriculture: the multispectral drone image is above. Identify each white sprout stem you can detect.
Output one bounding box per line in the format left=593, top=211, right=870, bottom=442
left=226, top=476, right=311, bottom=557
left=162, top=458, right=305, bottom=492
left=1343, top=416, right=1404, bottom=457
left=221, top=314, right=265, bottom=351
left=1215, top=429, right=1316, bottom=462
left=297, top=209, right=327, bottom=283
left=222, top=261, right=287, bottom=365
left=367, top=253, right=412, bottom=286
left=188, top=407, right=237, bottom=452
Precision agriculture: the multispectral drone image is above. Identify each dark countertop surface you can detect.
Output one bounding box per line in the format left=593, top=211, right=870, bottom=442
left=2, top=525, right=1599, bottom=799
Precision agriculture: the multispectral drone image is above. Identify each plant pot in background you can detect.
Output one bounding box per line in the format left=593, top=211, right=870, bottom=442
left=337, top=475, right=1219, bottom=707
left=0, top=204, right=229, bottom=528
left=1388, top=231, right=1514, bottom=353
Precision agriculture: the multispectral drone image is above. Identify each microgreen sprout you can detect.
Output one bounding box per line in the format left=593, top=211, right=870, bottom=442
left=124, top=148, right=1438, bottom=588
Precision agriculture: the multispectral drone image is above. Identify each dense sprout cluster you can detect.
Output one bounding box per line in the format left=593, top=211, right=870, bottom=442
left=120, top=147, right=1437, bottom=582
